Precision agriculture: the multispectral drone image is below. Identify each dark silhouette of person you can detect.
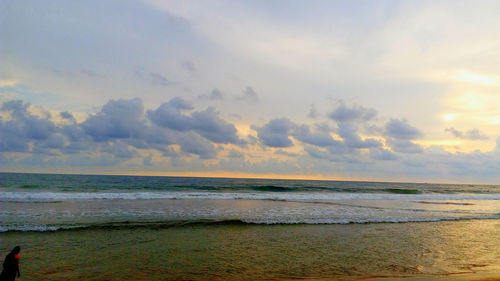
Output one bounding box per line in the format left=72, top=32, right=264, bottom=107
left=0, top=246, right=21, bottom=281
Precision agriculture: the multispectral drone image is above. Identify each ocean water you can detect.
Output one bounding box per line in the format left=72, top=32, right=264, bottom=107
left=2, top=173, right=500, bottom=280
left=1, top=172, right=500, bottom=232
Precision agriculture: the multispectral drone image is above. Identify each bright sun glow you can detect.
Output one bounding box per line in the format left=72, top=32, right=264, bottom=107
left=0, top=79, right=19, bottom=87
left=453, top=71, right=498, bottom=86
left=443, top=113, right=457, bottom=121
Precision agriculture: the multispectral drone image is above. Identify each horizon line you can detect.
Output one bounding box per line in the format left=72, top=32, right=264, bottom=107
left=0, top=170, right=495, bottom=186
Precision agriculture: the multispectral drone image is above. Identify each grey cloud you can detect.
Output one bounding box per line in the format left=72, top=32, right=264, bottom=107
left=0, top=119, right=30, bottom=152
left=178, top=132, right=217, bottom=159
left=191, top=107, right=244, bottom=144
left=60, top=111, right=75, bottom=121
left=445, top=127, right=488, bottom=140
left=100, top=141, right=137, bottom=158
left=370, top=148, right=398, bottom=161
left=445, top=127, right=462, bottom=138
left=238, top=86, right=259, bottom=102
left=3, top=98, right=499, bottom=182
left=293, top=124, right=337, bottom=147
left=0, top=100, right=58, bottom=153
left=308, top=105, right=318, bottom=119
left=252, top=118, right=296, bottom=147
left=148, top=98, right=243, bottom=145
left=337, top=123, right=382, bottom=149
left=149, top=72, right=171, bottom=86
left=228, top=149, right=244, bottom=158
left=181, top=60, right=197, bottom=74
left=42, top=134, right=65, bottom=149
left=199, top=88, right=224, bottom=100
left=275, top=149, right=299, bottom=157
left=169, top=97, right=193, bottom=110
left=147, top=98, right=193, bottom=131
left=142, top=125, right=178, bottom=146
left=253, top=117, right=379, bottom=152
left=326, top=140, right=349, bottom=155
left=1, top=97, right=243, bottom=160
left=403, top=160, right=428, bottom=168
left=143, top=153, right=153, bottom=166
left=329, top=102, right=377, bottom=122
left=385, top=119, right=421, bottom=140
left=384, top=119, right=422, bottom=154
left=387, top=139, right=423, bottom=154
left=304, top=146, right=329, bottom=160
left=2, top=100, right=29, bottom=117
left=82, top=98, right=145, bottom=141
left=305, top=146, right=354, bottom=163
left=161, top=146, right=181, bottom=158
left=314, top=122, right=335, bottom=133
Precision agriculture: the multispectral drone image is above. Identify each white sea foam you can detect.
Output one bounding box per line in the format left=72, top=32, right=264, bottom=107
left=0, top=224, right=82, bottom=232
left=2, top=215, right=500, bottom=232
left=2, top=191, right=500, bottom=202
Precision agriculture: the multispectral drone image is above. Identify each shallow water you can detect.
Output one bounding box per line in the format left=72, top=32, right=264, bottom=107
left=1, top=220, right=500, bottom=280
left=2, top=198, right=500, bottom=232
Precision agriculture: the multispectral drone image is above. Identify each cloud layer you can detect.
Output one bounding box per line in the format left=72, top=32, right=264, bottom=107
left=2, top=98, right=498, bottom=183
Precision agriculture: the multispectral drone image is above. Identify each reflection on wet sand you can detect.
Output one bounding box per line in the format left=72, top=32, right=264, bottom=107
left=1, top=220, right=499, bottom=280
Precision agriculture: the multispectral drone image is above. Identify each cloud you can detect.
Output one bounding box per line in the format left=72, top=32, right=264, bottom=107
left=181, top=60, right=197, bottom=74
left=82, top=98, right=146, bottom=141
left=199, top=88, right=224, bottom=100
left=387, top=139, right=423, bottom=154
left=445, top=127, right=488, bottom=140
left=238, top=86, right=259, bottom=102
left=308, top=104, right=318, bottom=119
left=60, top=111, right=75, bottom=121
left=370, top=148, right=398, bottom=161
left=2, top=97, right=499, bottom=183
left=274, top=149, right=298, bottom=157
left=0, top=97, right=241, bottom=160
left=252, top=118, right=296, bottom=147
left=329, top=102, right=377, bottom=123
left=228, top=149, right=244, bottom=158
left=149, top=72, right=171, bottom=86
left=148, top=97, right=244, bottom=144
left=337, top=123, right=382, bottom=149
left=147, top=97, right=194, bottom=131
left=383, top=119, right=423, bottom=153
left=191, top=107, right=245, bottom=144
left=178, top=132, right=217, bottom=159
left=293, top=124, right=337, bottom=147
left=100, top=141, right=137, bottom=158
left=385, top=119, right=421, bottom=140
left=0, top=100, right=57, bottom=152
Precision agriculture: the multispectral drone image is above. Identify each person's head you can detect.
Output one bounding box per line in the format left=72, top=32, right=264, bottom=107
left=11, top=246, right=20, bottom=254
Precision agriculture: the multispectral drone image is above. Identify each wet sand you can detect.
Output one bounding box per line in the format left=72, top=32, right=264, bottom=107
left=1, top=220, right=500, bottom=280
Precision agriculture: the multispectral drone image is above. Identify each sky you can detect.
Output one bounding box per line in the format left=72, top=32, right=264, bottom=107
left=1, top=0, right=499, bottom=183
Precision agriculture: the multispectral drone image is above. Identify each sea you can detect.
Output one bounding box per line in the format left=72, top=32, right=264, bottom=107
left=1, top=172, right=500, bottom=280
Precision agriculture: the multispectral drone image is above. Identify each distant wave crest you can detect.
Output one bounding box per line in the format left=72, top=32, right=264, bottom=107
left=2, top=191, right=500, bottom=202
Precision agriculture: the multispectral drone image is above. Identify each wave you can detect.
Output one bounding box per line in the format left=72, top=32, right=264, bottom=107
left=8, top=185, right=426, bottom=194
left=415, top=201, right=475, bottom=206
left=3, top=216, right=500, bottom=232
left=2, top=191, right=500, bottom=202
